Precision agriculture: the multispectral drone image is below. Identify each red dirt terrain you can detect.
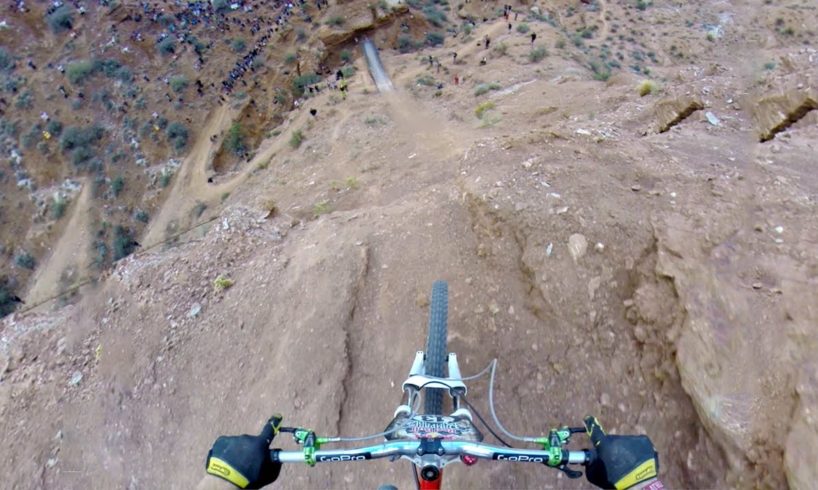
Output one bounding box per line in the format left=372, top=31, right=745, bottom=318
left=1, top=1, right=817, bottom=489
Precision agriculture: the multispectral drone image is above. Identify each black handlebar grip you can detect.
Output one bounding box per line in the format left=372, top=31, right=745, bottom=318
left=259, top=414, right=284, bottom=444
left=583, top=416, right=605, bottom=447
left=269, top=449, right=281, bottom=463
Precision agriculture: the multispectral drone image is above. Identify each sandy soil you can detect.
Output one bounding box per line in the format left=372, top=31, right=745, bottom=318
left=25, top=182, right=93, bottom=306
left=2, top=2, right=818, bottom=490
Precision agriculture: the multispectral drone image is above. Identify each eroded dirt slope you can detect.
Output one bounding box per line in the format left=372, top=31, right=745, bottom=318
left=1, top=1, right=818, bottom=489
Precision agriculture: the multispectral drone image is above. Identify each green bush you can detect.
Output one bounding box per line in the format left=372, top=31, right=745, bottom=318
left=112, top=225, right=136, bottom=260
left=589, top=59, right=612, bottom=81
left=46, top=120, right=62, bottom=137
left=92, top=239, right=109, bottom=269
left=110, top=176, right=125, bottom=197
left=15, top=90, right=33, bottom=109
left=516, top=23, right=530, bottom=34
left=325, top=15, right=345, bottom=27
left=170, top=76, right=188, bottom=93
left=292, top=73, right=321, bottom=96
left=134, top=209, right=150, bottom=223
left=528, top=46, right=548, bottom=63
left=636, top=0, right=650, bottom=11
left=475, top=101, right=495, bottom=119
left=284, top=53, right=297, bottom=65
left=637, top=79, right=657, bottom=96
left=225, top=122, right=247, bottom=156
left=115, top=66, right=133, bottom=83
left=474, top=82, right=501, bottom=96
left=213, top=0, right=230, bottom=11
left=426, top=32, right=445, bottom=46
left=422, top=6, right=446, bottom=27
left=341, top=65, right=356, bottom=78
left=0, top=47, right=12, bottom=71
left=416, top=74, right=436, bottom=87
left=71, top=146, right=95, bottom=167
left=21, top=125, right=39, bottom=149
left=67, top=60, right=96, bottom=84
left=15, top=252, right=35, bottom=270
left=167, top=122, right=189, bottom=151
left=159, top=171, right=172, bottom=188
left=158, top=37, right=176, bottom=55
left=398, top=35, right=420, bottom=53
left=96, top=58, right=122, bottom=78
left=289, top=129, right=304, bottom=149
left=51, top=196, right=67, bottom=219
left=192, top=201, right=207, bottom=218
left=339, top=50, right=352, bottom=63
left=231, top=38, right=247, bottom=53
left=0, top=280, right=21, bottom=318
left=60, top=124, right=105, bottom=151
left=47, top=5, right=74, bottom=33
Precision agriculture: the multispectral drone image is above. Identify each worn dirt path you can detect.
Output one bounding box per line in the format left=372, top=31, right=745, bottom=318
left=25, top=182, right=92, bottom=305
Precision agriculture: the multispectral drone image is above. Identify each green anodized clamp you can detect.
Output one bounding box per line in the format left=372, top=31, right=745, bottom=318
left=293, top=429, right=323, bottom=467
left=532, top=429, right=571, bottom=467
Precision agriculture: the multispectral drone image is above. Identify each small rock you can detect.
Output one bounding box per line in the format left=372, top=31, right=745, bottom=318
left=46, top=458, right=58, bottom=469
left=634, top=325, right=648, bottom=342
left=595, top=242, right=605, bottom=253
left=631, top=184, right=642, bottom=192
left=545, top=242, right=553, bottom=257
left=415, top=292, right=429, bottom=308
left=705, top=111, right=721, bottom=126
left=770, top=144, right=781, bottom=154
left=555, top=206, right=569, bottom=214
left=55, top=337, right=68, bottom=356
left=187, top=303, right=202, bottom=318
left=576, top=128, right=592, bottom=136
left=600, top=393, right=611, bottom=406
left=568, top=234, right=588, bottom=261
left=465, top=277, right=473, bottom=285
left=752, top=282, right=763, bottom=290
left=532, top=343, right=538, bottom=352
left=508, top=305, right=515, bottom=315
left=774, top=225, right=784, bottom=234
left=488, top=302, right=500, bottom=315
left=69, top=371, right=83, bottom=387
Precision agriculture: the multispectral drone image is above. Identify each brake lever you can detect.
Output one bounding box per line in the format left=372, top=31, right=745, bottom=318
left=558, top=464, right=583, bottom=479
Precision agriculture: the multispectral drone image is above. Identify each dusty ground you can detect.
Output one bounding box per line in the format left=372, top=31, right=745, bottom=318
left=2, top=1, right=818, bottom=489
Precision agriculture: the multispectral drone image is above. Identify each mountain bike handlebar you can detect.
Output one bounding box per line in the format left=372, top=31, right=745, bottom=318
left=270, top=440, right=593, bottom=466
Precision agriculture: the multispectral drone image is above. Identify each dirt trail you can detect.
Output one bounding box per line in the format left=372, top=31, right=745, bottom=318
left=143, top=101, right=314, bottom=246
left=597, top=0, right=610, bottom=40
left=24, top=182, right=92, bottom=305
left=3, top=3, right=818, bottom=490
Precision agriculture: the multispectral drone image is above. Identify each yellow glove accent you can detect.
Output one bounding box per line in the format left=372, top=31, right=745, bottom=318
left=614, top=459, right=657, bottom=490
left=207, top=457, right=250, bottom=488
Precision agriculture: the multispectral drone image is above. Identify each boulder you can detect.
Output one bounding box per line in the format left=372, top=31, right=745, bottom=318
left=752, top=87, right=818, bottom=142
left=655, top=96, right=703, bottom=132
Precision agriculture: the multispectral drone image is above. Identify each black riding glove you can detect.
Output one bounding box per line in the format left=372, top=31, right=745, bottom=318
left=584, top=416, right=659, bottom=490
left=206, top=415, right=283, bottom=489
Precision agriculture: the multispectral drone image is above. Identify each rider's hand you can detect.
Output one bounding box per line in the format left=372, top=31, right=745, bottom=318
left=583, top=416, right=659, bottom=490
left=205, top=415, right=283, bottom=489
